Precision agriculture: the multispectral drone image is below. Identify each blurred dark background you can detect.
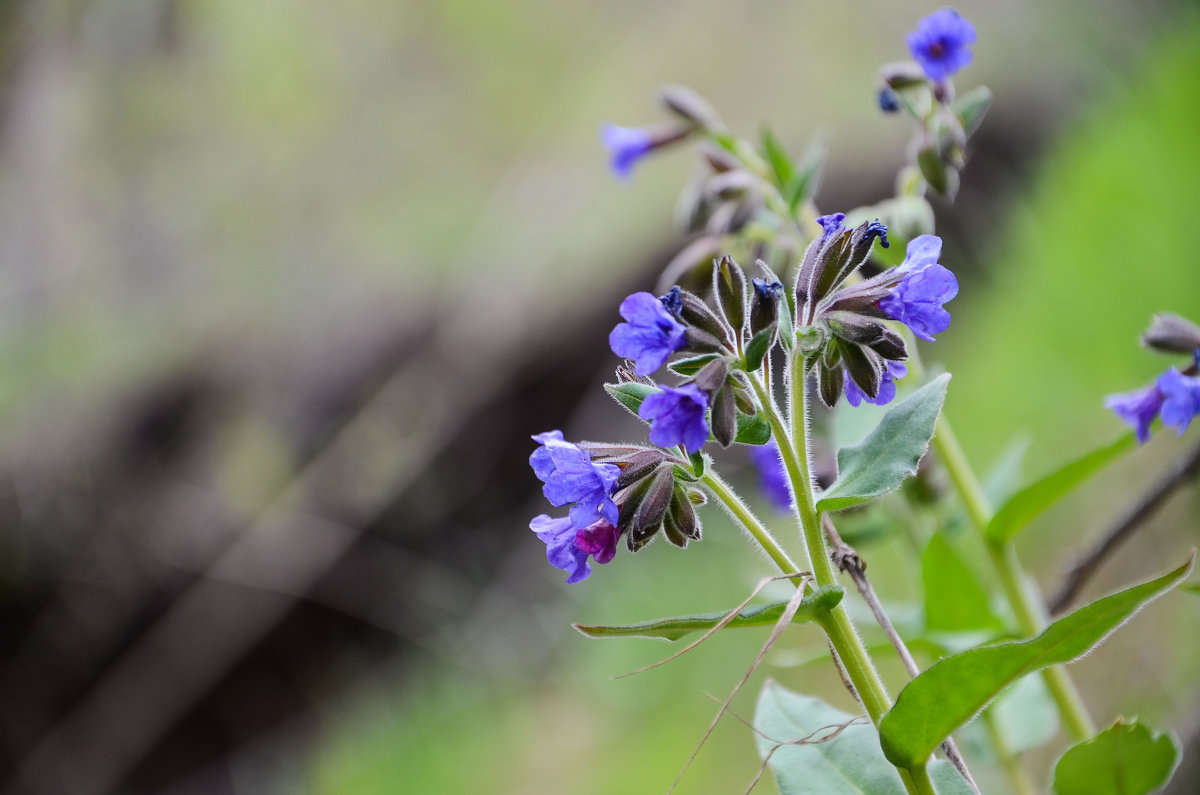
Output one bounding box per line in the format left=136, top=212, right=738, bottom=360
left=0, top=1, right=1198, bottom=793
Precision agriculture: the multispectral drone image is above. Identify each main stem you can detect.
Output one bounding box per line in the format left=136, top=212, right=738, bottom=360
left=933, top=415, right=1096, bottom=740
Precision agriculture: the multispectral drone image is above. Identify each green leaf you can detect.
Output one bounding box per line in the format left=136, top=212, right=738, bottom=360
left=1053, top=719, right=1180, bottom=795
left=743, top=324, right=776, bottom=372
left=989, top=672, right=1060, bottom=754
left=922, top=532, right=1003, bottom=633
left=603, top=382, right=660, bottom=419
left=986, top=431, right=1137, bottom=544
left=761, top=126, right=795, bottom=190
left=879, top=555, right=1194, bottom=769
left=817, top=374, right=951, bottom=512
left=785, top=145, right=826, bottom=211
left=754, top=682, right=972, bottom=795
left=734, top=412, right=772, bottom=445
left=668, top=353, right=720, bottom=376
left=573, top=585, right=843, bottom=641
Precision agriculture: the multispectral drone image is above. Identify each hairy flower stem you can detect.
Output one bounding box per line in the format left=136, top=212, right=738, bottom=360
left=699, top=469, right=800, bottom=575
left=932, top=414, right=1097, bottom=740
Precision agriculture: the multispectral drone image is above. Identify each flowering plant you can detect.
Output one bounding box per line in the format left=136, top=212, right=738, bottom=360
left=530, top=10, right=1195, bottom=794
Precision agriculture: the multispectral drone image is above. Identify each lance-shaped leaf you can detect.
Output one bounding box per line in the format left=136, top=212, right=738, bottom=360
left=1053, top=719, right=1180, bottom=795
left=878, top=555, right=1194, bottom=769
left=733, top=413, right=771, bottom=445
left=817, top=374, right=950, bottom=512
left=573, top=585, right=843, bottom=641
left=987, top=431, right=1137, bottom=544
left=604, top=382, right=660, bottom=418
left=754, top=682, right=972, bottom=795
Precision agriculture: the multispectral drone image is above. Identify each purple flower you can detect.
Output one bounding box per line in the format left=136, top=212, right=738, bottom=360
left=1157, top=367, right=1200, bottom=435
left=530, top=431, right=621, bottom=527
left=609, top=291, right=687, bottom=376
left=907, top=9, right=977, bottom=81
left=638, top=383, right=710, bottom=453
left=879, top=235, right=958, bottom=341
left=817, top=213, right=846, bottom=237
left=748, top=440, right=792, bottom=511
left=530, top=515, right=618, bottom=584
left=601, top=123, right=654, bottom=179
left=845, top=360, right=909, bottom=407
left=1105, top=383, right=1164, bottom=444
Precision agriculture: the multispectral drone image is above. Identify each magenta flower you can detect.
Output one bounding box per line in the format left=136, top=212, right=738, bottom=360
left=907, top=9, right=977, bottom=81
left=638, top=384, right=710, bottom=454
left=530, top=515, right=618, bottom=584
left=879, top=235, right=958, bottom=341
left=609, top=291, right=687, bottom=375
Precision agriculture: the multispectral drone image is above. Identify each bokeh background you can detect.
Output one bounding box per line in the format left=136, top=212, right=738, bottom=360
left=0, top=0, right=1198, bottom=793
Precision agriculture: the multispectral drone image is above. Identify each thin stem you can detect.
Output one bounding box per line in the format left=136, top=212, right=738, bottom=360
left=700, top=469, right=801, bottom=576
left=901, top=764, right=939, bottom=795
left=981, top=709, right=1038, bottom=795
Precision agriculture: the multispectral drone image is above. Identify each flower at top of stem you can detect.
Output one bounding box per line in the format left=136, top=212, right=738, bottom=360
left=609, top=291, right=687, bottom=376
left=817, top=213, right=846, bottom=237
left=1105, top=383, right=1164, bottom=444
left=747, top=440, right=792, bottom=511
left=1157, top=367, right=1200, bottom=435
left=845, top=360, right=908, bottom=407
left=879, top=235, right=958, bottom=341
left=530, top=515, right=618, bottom=584
left=601, top=124, right=654, bottom=179
left=530, top=431, right=621, bottom=528
left=907, top=9, right=977, bottom=82
left=638, top=383, right=710, bottom=454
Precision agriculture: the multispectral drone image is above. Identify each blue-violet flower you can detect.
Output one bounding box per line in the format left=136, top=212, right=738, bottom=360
left=817, top=213, right=846, bottom=237
left=1105, top=383, right=1164, bottom=444
left=609, top=291, right=687, bottom=376
left=601, top=123, right=654, bottom=179
left=879, top=235, right=958, bottom=341
left=638, top=383, right=710, bottom=454
left=845, top=360, right=909, bottom=407
left=530, top=431, right=621, bottom=527
left=530, top=515, right=618, bottom=584
left=907, top=9, right=977, bottom=81
left=748, top=440, right=792, bottom=511
left=1157, top=367, right=1200, bottom=435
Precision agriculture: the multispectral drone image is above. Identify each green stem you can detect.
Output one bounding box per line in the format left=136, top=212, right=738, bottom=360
left=901, top=764, right=939, bottom=795
left=981, top=706, right=1038, bottom=795
left=933, top=413, right=1096, bottom=740
left=699, top=469, right=800, bottom=576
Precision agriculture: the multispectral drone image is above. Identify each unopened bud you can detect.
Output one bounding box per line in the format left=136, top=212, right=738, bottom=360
left=660, top=84, right=723, bottom=132
left=749, top=279, right=784, bottom=337
left=713, top=255, right=748, bottom=337
left=678, top=290, right=734, bottom=349
left=1142, top=313, right=1200, bottom=355
left=711, top=381, right=737, bottom=448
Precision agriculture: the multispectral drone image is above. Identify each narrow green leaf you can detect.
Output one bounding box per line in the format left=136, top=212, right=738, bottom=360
left=668, top=353, right=720, bottom=376
left=986, top=431, right=1137, bottom=544
left=734, top=412, right=772, bottom=445
left=922, top=532, right=1003, bottom=633
left=879, top=555, right=1194, bottom=768
left=603, top=382, right=660, bottom=419
left=574, top=585, right=843, bottom=641
left=743, top=325, right=776, bottom=372
left=817, top=374, right=951, bottom=512
left=760, top=127, right=795, bottom=189
left=785, top=145, right=826, bottom=211
left=754, top=682, right=972, bottom=795
left=1053, top=719, right=1180, bottom=795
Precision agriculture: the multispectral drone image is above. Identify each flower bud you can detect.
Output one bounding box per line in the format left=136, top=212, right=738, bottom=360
left=1141, top=313, right=1200, bottom=355
left=615, top=449, right=668, bottom=490
left=678, top=290, right=734, bottom=349
left=659, top=84, right=723, bottom=132
left=664, top=485, right=701, bottom=547
left=840, top=342, right=884, bottom=402
left=622, top=464, right=675, bottom=551
left=815, top=346, right=844, bottom=408
left=749, top=279, right=784, bottom=337
left=713, top=255, right=748, bottom=338
left=710, top=381, right=737, bottom=448
left=699, top=142, right=740, bottom=173
left=879, top=61, right=928, bottom=90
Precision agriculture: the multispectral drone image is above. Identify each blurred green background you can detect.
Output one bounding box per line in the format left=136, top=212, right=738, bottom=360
left=0, top=1, right=1197, bottom=793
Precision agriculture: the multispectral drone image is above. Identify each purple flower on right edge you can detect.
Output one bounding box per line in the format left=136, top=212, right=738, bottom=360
left=1104, top=366, right=1200, bottom=443
left=907, top=9, right=977, bottom=81
left=1105, top=383, right=1165, bottom=444
left=748, top=440, right=792, bottom=511
left=879, top=235, right=959, bottom=342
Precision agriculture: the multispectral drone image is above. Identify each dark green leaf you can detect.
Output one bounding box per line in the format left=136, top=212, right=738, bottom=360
left=879, top=555, right=1194, bottom=769
left=603, top=382, right=660, bottom=419
left=743, top=324, right=776, bottom=372
left=754, top=682, right=972, bottom=795
left=688, top=451, right=705, bottom=477
left=922, top=532, right=1003, bottom=633
left=817, top=374, right=950, bottom=512
left=1053, top=719, right=1180, bottom=795
left=668, top=353, right=720, bottom=376
left=760, top=126, right=795, bottom=189
left=733, top=412, right=772, bottom=445
left=986, top=431, right=1137, bottom=544
left=573, top=585, right=843, bottom=641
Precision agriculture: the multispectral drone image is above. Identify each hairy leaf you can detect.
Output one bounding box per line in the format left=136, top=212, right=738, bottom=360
left=922, top=532, right=1002, bottom=633
left=817, top=374, right=950, bottom=512
left=1053, top=719, right=1180, bottom=795
left=604, top=382, right=660, bottom=418
left=879, top=555, right=1193, bottom=768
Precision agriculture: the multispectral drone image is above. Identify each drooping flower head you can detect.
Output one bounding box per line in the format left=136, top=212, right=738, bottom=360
left=907, top=9, right=977, bottom=81
left=879, top=235, right=958, bottom=341
left=845, top=360, right=909, bottom=407
left=610, top=291, right=688, bottom=376
left=638, top=384, right=710, bottom=454
left=601, top=124, right=654, bottom=179
left=1157, top=367, right=1200, bottom=435
left=530, top=431, right=621, bottom=527
left=530, top=515, right=618, bottom=584
left=748, top=440, right=792, bottom=511
left=1105, top=383, right=1165, bottom=444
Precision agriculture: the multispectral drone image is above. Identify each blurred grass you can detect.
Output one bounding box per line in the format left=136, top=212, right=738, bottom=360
left=305, top=9, right=1200, bottom=794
